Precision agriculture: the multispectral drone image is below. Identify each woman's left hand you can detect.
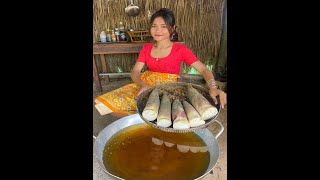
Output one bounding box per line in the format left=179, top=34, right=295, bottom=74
left=209, top=88, right=227, bottom=109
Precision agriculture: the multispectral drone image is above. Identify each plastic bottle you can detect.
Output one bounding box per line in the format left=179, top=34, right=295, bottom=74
left=111, top=30, right=116, bottom=42
left=100, top=31, right=107, bottom=43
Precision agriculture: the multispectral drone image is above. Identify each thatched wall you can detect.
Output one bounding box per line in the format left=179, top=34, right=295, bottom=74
left=93, top=0, right=226, bottom=74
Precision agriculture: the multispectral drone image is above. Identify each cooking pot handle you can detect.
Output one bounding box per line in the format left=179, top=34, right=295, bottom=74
left=213, top=119, right=224, bottom=139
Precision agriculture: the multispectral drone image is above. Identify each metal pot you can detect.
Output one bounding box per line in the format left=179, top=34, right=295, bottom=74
left=125, top=0, right=140, bottom=17
left=93, top=114, right=224, bottom=180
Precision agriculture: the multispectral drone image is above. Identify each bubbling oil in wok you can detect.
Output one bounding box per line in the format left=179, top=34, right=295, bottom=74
left=103, top=123, right=210, bottom=180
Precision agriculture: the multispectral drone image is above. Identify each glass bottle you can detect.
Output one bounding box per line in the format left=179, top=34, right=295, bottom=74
left=111, top=30, right=116, bottom=42
left=119, top=22, right=127, bottom=42
left=114, top=28, right=120, bottom=42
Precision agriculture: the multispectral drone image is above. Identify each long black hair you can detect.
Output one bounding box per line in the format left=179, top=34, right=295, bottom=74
left=150, top=8, right=176, bottom=33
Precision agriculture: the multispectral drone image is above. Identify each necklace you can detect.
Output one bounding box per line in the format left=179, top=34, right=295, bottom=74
left=154, top=42, right=173, bottom=61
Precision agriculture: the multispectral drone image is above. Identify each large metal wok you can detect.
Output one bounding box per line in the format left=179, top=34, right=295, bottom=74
left=93, top=114, right=224, bottom=180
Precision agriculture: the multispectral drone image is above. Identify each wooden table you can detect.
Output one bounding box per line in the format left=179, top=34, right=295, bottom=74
left=93, top=41, right=185, bottom=92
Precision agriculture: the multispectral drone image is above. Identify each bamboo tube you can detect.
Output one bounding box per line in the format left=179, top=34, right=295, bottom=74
left=157, top=94, right=172, bottom=127
left=172, top=99, right=190, bottom=130
left=182, top=100, right=205, bottom=127
left=142, top=89, right=160, bottom=121
left=187, top=86, right=218, bottom=120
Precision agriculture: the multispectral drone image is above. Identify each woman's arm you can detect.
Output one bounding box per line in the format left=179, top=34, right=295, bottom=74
left=190, top=61, right=227, bottom=108
left=131, top=62, right=147, bottom=87
left=130, top=62, right=150, bottom=97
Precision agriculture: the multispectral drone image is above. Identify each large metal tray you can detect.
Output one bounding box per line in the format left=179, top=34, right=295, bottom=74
left=136, top=82, right=221, bottom=133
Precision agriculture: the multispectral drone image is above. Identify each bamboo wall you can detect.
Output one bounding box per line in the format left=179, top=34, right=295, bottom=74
left=93, top=0, right=226, bottom=74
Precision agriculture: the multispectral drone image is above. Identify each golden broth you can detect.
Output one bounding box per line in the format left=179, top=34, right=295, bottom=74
left=103, top=123, right=210, bottom=180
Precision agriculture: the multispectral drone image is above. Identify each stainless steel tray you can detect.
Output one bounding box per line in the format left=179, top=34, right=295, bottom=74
left=136, top=82, right=221, bottom=133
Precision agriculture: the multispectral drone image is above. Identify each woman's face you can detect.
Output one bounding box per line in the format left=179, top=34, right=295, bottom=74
left=150, top=17, right=171, bottom=42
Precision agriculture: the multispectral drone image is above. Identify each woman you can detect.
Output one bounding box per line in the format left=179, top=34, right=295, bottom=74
left=95, top=8, right=227, bottom=116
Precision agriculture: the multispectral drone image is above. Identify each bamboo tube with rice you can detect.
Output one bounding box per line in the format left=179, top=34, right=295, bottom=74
left=187, top=85, right=218, bottom=121
left=157, top=94, right=172, bottom=127
left=142, top=89, right=160, bottom=121
left=172, top=99, right=190, bottom=130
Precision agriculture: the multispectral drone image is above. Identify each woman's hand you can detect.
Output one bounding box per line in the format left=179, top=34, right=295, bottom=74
left=188, top=62, right=227, bottom=108
left=209, top=88, right=227, bottom=109
left=136, top=83, right=151, bottom=98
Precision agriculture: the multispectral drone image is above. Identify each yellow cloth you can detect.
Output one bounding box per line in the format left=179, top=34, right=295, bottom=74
left=95, top=71, right=179, bottom=115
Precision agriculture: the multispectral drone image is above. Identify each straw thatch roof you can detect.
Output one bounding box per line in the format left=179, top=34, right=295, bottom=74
left=93, top=0, right=226, bottom=74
